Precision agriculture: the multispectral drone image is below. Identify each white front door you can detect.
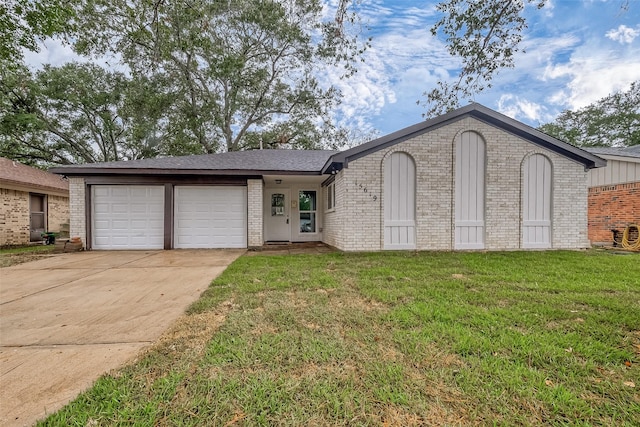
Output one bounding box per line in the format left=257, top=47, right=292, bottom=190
left=264, top=189, right=290, bottom=242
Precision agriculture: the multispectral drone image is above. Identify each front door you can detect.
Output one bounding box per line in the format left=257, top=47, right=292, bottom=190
left=29, top=193, right=46, bottom=241
left=264, top=189, right=290, bottom=242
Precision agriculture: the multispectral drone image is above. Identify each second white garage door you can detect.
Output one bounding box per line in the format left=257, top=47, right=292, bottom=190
left=174, top=186, right=247, bottom=248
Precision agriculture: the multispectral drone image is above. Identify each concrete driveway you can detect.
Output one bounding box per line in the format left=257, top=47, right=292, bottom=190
left=0, top=249, right=243, bottom=427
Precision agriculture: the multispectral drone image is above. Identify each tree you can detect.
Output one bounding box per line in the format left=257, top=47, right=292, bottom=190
left=422, top=0, right=547, bottom=117
left=73, top=0, right=364, bottom=153
left=539, top=82, right=640, bottom=147
left=0, top=62, right=168, bottom=165
left=0, top=0, right=75, bottom=63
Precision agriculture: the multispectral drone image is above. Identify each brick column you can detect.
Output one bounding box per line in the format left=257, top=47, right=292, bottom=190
left=247, top=179, right=263, bottom=247
left=68, top=178, right=86, bottom=247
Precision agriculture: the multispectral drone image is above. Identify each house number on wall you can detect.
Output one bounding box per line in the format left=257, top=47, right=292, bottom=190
left=354, top=179, right=378, bottom=201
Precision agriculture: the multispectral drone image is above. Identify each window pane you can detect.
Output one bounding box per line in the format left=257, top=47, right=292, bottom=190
left=31, top=212, right=45, bottom=229
left=327, top=185, right=333, bottom=210
left=271, top=193, right=285, bottom=216
left=30, top=194, right=44, bottom=212
left=300, top=212, right=316, bottom=233
left=299, top=191, right=316, bottom=211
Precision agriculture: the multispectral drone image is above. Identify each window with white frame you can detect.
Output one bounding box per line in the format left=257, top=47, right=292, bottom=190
left=326, top=181, right=335, bottom=211
left=299, top=190, right=316, bottom=233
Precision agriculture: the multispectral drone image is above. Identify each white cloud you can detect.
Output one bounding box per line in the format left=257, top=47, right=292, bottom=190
left=605, top=24, right=640, bottom=44
left=23, top=39, right=80, bottom=70
left=543, top=46, right=640, bottom=110
left=23, top=39, right=127, bottom=74
left=497, top=94, right=551, bottom=123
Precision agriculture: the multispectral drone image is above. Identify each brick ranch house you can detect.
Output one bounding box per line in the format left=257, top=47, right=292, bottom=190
left=584, top=146, right=639, bottom=245
left=1, top=157, right=70, bottom=246
left=51, top=104, right=606, bottom=251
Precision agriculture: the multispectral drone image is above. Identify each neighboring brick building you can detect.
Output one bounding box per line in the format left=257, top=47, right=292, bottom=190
left=585, top=146, right=640, bottom=245
left=0, top=157, right=70, bottom=246
left=52, top=104, right=605, bottom=251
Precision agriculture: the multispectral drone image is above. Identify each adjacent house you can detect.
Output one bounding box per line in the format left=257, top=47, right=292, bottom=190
left=51, top=104, right=605, bottom=252
left=0, top=157, right=70, bottom=246
left=584, top=146, right=640, bottom=245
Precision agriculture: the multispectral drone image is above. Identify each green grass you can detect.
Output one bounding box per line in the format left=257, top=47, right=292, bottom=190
left=0, top=244, right=55, bottom=254
left=39, top=250, right=640, bottom=426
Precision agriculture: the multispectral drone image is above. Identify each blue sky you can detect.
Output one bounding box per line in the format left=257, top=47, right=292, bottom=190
left=25, top=0, right=640, bottom=139
left=325, top=0, right=640, bottom=136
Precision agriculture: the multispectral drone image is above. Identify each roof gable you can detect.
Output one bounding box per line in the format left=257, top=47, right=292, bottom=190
left=322, top=103, right=606, bottom=173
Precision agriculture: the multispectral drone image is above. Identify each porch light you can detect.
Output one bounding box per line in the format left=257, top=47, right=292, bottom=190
left=275, top=179, right=282, bottom=184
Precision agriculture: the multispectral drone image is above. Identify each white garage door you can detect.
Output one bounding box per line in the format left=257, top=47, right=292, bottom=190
left=174, top=186, right=247, bottom=248
left=92, top=185, right=164, bottom=250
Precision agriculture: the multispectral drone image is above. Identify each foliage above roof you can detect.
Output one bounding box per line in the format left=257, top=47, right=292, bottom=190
left=51, top=104, right=607, bottom=177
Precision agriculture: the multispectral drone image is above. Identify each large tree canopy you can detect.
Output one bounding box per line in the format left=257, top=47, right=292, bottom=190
left=72, top=0, right=362, bottom=154
left=0, top=0, right=75, bottom=63
left=0, top=63, right=167, bottom=165
left=539, top=82, right=640, bottom=148
left=423, top=0, right=546, bottom=117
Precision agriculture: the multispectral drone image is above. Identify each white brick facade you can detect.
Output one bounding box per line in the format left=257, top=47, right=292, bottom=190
left=247, top=179, right=263, bottom=247
left=68, top=177, right=86, bottom=247
left=323, top=117, right=590, bottom=251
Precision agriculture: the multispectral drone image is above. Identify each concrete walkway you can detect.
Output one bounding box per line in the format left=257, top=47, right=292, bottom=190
left=0, top=250, right=243, bottom=427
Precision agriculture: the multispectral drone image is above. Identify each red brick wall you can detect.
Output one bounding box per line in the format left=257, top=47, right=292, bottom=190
left=588, top=182, right=640, bottom=244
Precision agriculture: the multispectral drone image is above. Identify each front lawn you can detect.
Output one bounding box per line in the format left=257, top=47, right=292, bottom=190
left=41, top=250, right=639, bottom=426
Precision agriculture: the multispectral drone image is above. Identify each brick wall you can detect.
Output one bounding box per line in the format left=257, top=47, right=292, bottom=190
left=68, top=178, right=86, bottom=247
left=588, top=182, right=640, bottom=244
left=324, top=117, right=590, bottom=251
left=0, top=188, right=29, bottom=246
left=47, top=194, right=69, bottom=235
left=0, top=189, right=69, bottom=246
left=322, top=174, right=345, bottom=249
left=247, top=179, right=263, bottom=247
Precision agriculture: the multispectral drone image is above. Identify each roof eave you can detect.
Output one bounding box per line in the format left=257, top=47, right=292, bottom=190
left=49, top=167, right=324, bottom=177
left=469, top=107, right=607, bottom=170
left=0, top=180, right=69, bottom=196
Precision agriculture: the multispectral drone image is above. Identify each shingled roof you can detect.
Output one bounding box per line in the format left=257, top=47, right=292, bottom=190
left=585, top=146, right=640, bottom=159
left=0, top=157, right=69, bottom=195
left=51, top=149, right=337, bottom=176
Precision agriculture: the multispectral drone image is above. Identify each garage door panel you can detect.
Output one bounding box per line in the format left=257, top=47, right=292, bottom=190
left=174, top=186, right=246, bottom=249
left=92, top=185, right=164, bottom=250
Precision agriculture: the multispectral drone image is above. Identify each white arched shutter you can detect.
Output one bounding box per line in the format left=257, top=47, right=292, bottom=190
left=455, top=131, right=486, bottom=249
left=522, top=154, right=552, bottom=248
left=384, top=152, right=416, bottom=249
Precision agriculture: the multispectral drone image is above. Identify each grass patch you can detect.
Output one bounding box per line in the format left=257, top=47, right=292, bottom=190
left=0, top=244, right=55, bottom=267
left=0, top=244, right=55, bottom=254
left=39, top=250, right=640, bottom=426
